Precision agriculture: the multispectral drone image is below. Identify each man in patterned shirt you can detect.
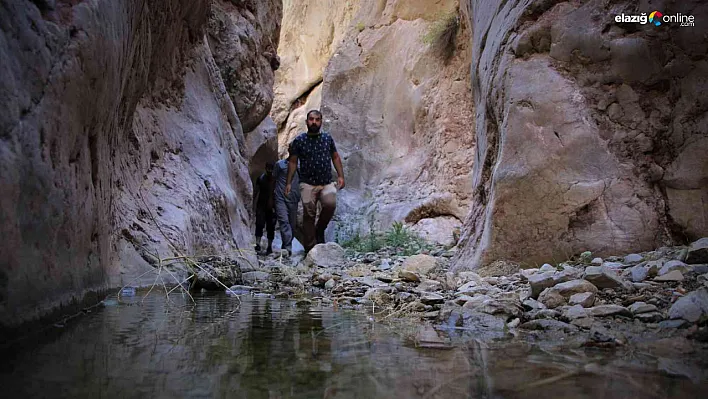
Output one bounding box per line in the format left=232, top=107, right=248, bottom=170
left=285, top=110, right=345, bottom=252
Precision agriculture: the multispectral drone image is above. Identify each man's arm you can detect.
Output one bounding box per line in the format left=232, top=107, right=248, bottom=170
left=332, top=152, right=345, bottom=190
left=285, top=155, right=297, bottom=196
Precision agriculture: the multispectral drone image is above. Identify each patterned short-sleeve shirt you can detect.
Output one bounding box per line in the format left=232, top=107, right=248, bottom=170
left=290, top=132, right=337, bottom=186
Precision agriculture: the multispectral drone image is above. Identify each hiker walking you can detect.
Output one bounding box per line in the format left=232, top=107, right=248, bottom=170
left=285, top=110, right=345, bottom=253
left=254, top=161, right=276, bottom=254
left=272, top=145, right=300, bottom=256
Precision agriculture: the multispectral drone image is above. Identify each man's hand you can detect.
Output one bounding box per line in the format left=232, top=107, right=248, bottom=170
left=337, top=176, right=345, bottom=190
left=285, top=183, right=291, bottom=196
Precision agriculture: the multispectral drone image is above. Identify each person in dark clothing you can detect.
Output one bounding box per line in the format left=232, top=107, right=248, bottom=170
left=254, top=161, right=276, bottom=254
left=285, top=110, right=345, bottom=252
left=273, top=144, right=300, bottom=256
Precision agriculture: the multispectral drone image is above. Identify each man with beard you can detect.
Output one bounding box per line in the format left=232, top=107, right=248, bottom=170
left=285, top=110, right=345, bottom=253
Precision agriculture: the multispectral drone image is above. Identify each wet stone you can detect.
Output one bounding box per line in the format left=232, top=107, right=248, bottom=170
left=591, top=257, right=603, bottom=265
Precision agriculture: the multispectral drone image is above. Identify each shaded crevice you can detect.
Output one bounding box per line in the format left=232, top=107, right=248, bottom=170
left=277, top=79, right=323, bottom=133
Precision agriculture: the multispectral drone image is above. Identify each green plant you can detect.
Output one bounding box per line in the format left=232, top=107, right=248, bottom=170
left=421, top=11, right=460, bottom=60
left=356, top=22, right=366, bottom=32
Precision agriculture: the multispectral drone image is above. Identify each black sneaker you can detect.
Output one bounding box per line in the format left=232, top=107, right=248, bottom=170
left=316, top=230, right=325, bottom=244
left=266, top=247, right=273, bottom=255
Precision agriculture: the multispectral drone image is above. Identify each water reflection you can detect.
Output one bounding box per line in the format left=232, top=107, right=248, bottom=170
left=1, top=292, right=705, bottom=398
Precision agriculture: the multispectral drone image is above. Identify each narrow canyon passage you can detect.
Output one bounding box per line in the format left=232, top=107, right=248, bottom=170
left=1, top=0, right=708, bottom=397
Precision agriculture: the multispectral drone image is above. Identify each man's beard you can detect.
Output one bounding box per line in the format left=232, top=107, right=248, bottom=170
left=307, top=124, right=321, bottom=134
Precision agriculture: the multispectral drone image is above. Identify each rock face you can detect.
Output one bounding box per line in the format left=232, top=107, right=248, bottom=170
left=274, top=0, right=476, bottom=241
left=271, top=0, right=359, bottom=152
left=0, top=0, right=281, bottom=331
left=454, top=0, right=708, bottom=270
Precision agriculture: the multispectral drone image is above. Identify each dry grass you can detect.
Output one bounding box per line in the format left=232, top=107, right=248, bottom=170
left=421, top=11, right=460, bottom=61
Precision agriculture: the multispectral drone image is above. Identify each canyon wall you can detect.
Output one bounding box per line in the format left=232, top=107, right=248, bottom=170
left=454, top=0, right=708, bottom=270
left=274, top=0, right=476, bottom=245
left=0, top=0, right=281, bottom=331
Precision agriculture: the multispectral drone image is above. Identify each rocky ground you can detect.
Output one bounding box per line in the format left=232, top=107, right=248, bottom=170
left=217, top=237, right=708, bottom=353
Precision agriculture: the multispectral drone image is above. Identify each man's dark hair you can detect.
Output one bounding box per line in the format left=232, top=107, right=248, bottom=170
left=306, top=110, right=322, bottom=119
left=265, top=161, right=274, bottom=169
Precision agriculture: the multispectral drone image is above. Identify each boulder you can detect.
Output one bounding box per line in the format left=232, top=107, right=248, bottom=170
left=473, top=298, right=524, bottom=319
left=304, top=243, right=346, bottom=268
left=409, top=217, right=462, bottom=246
left=528, top=270, right=576, bottom=298
left=669, top=288, right=708, bottom=322
left=562, top=305, right=589, bottom=320
left=538, top=289, right=566, bottom=309
left=583, top=266, right=624, bottom=289
left=624, top=254, right=644, bottom=264
left=628, top=261, right=660, bottom=282
left=654, top=270, right=684, bottom=282
left=458, top=271, right=483, bottom=284
left=401, top=254, right=438, bottom=276
left=686, top=238, right=708, bottom=264
left=569, top=292, right=596, bottom=308
left=538, top=279, right=598, bottom=309
left=522, top=298, right=547, bottom=310
left=420, top=292, right=445, bottom=305
left=539, top=264, right=556, bottom=272
left=658, top=260, right=691, bottom=276
left=399, top=270, right=420, bottom=283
